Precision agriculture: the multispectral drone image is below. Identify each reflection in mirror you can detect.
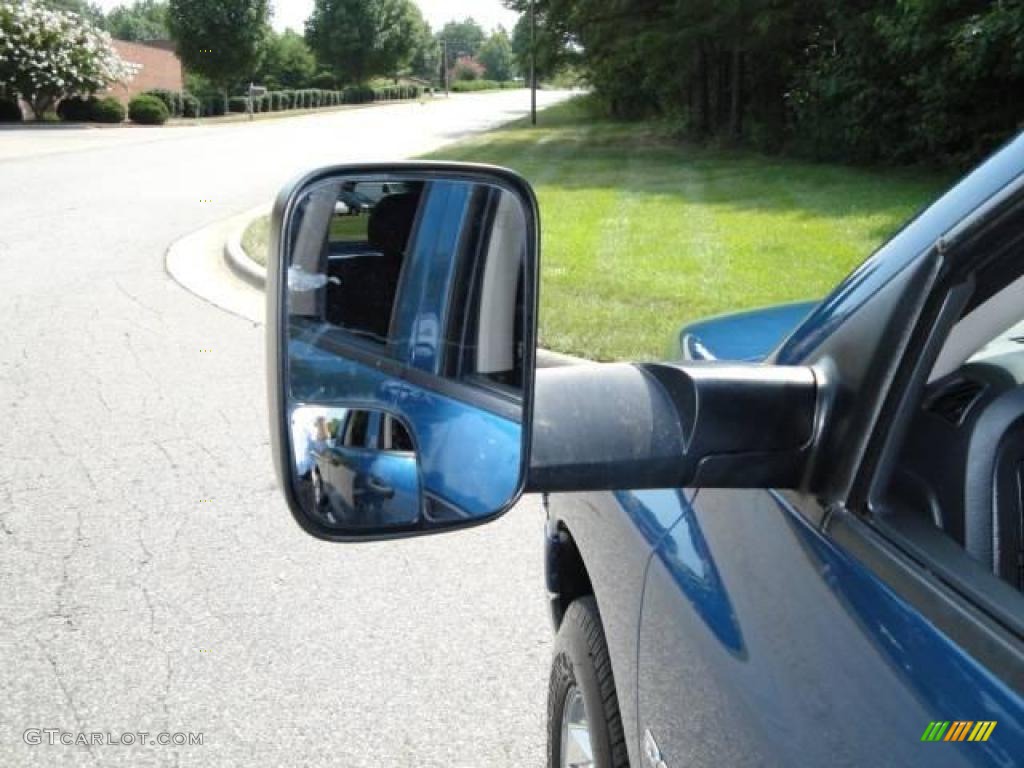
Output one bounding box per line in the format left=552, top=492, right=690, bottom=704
left=291, top=406, right=421, bottom=529
left=276, top=169, right=535, bottom=538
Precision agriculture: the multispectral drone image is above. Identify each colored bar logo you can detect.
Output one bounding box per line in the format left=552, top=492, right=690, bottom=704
left=921, top=721, right=997, bottom=742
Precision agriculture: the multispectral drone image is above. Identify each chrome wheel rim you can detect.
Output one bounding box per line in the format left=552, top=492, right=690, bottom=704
left=560, top=685, right=594, bottom=768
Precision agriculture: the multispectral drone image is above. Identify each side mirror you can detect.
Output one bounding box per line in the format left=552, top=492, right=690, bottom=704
left=267, top=163, right=538, bottom=540
left=267, top=163, right=826, bottom=543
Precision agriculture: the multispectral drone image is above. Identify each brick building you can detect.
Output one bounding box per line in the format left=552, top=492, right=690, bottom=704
left=103, top=40, right=184, bottom=104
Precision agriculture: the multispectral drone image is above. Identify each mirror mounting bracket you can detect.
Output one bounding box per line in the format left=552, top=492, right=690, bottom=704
left=527, top=362, right=821, bottom=493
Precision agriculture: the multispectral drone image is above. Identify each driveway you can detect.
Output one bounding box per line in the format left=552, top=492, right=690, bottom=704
left=0, top=89, right=572, bottom=767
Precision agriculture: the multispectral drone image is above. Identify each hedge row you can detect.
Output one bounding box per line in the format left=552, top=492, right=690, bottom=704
left=226, top=85, right=426, bottom=114
left=41, top=83, right=430, bottom=126
left=450, top=80, right=524, bottom=93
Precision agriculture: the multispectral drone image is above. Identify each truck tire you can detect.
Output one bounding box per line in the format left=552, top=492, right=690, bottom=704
left=547, top=596, right=629, bottom=768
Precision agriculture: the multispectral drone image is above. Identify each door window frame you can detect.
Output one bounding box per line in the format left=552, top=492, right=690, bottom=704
left=823, top=182, right=1024, bottom=692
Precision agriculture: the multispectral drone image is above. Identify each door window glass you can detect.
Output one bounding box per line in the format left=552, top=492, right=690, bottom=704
left=288, top=181, right=425, bottom=348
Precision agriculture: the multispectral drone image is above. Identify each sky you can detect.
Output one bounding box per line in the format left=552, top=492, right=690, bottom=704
left=92, top=1, right=521, bottom=35
left=273, top=1, right=521, bottom=33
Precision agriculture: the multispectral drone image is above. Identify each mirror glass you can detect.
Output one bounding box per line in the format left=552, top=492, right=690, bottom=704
left=275, top=169, right=535, bottom=538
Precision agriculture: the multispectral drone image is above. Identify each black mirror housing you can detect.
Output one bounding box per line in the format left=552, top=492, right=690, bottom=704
left=528, top=362, right=820, bottom=493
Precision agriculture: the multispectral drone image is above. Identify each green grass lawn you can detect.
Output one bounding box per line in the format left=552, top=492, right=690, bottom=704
left=241, top=215, right=270, bottom=266
left=425, top=98, right=952, bottom=360
left=243, top=97, right=951, bottom=360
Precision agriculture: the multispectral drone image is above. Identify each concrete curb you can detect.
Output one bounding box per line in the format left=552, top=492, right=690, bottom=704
left=166, top=209, right=266, bottom=325
left=224, top=206, right=270, bottom=288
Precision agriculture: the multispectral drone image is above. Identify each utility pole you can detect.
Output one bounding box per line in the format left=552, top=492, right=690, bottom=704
left=442, top=39, right=449, bottom=97
left=530, top=0, right=537, bottom=125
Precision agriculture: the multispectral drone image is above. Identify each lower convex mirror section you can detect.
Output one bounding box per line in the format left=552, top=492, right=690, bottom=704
left=267, top=163, right=539, bottom=541
left=292, top=406, right=421, bottom=530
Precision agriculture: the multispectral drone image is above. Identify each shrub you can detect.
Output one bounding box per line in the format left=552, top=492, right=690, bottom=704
left=186, top=73, right=225, bottom=117
left=182, top=94, right=200, bottom=118
left=310, top=71, right=337, bottom=90
left=228, top=96, right=249, bottom=113
left=203, top=94, right=226, bottom=116
left=128, top=94, right=169, bottom=125
left=143, top=88, right=181, bottom=117
left=343, top=85, right=375, bottom=104
left=57, top=95, right=95, bottom=121
left=89, top=97, right=126, bottom=123
left=0, top=96, right=23, bottom=122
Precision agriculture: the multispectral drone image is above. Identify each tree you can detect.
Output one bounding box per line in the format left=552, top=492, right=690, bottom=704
left=409, top=21, right=440, bottom=83
left=0, top=0, right=137, bottom=118
left=167, top=0, right=270, bottom=91
left=510, top=8, right=570, bottom=85
left=106, top=0, right=170, bottom=42
left=257, top=29, right=316, bottom=89
left=306, top=0, right=426, bottom=84
left=479, top=28, right=516, bottom=81
left=438, top=17, right=486, bottom=69
left=39, top=0, right=105, bottom=27
left=452, top=56, right=485, bottom=82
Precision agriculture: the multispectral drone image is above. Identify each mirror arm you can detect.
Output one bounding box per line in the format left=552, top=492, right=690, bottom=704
left=526, top=362, right=820, bottom=493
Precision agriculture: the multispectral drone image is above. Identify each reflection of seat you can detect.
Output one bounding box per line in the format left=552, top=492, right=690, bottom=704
left=384, top=415, right=414, bottom=452
left=369, top=193, right=419, bottom=258
left=327, top=192, right=420, bottom=342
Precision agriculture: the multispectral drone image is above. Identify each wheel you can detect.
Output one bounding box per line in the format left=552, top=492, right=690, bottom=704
left=548, top=596, right=629, bottom=768
left=312, top=468, right=334, bottom=523
left=312, top=468, right=325, bottom=509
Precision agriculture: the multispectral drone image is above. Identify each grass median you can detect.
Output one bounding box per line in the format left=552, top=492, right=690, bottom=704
left=243, top=97, right=951, bottom=360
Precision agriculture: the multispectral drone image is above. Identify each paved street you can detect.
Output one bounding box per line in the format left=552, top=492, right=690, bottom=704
left=0, top=90, right=571, bottom=767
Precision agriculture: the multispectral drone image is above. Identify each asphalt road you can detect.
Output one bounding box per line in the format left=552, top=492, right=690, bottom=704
left=0, top=90, right=573, bottom=768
